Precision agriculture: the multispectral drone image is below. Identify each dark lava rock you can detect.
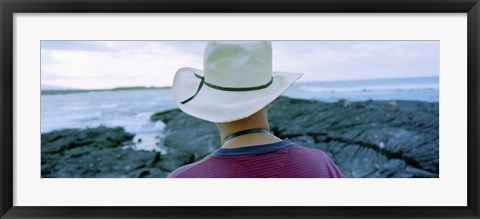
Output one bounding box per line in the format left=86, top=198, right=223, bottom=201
left=152, top=96, right=439, bottom=178
left=150, top=109, right=220, bottom=171
left=41, top=126, right=167, bottom=178
left=268, top=96, right=439, bottom=178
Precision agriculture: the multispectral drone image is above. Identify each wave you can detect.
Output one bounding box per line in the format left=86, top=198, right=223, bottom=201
left=299, top=83, right=439, bottom=93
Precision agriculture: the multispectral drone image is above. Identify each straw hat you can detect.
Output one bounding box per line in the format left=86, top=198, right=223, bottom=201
left=172, top=41, right=303, bottom=123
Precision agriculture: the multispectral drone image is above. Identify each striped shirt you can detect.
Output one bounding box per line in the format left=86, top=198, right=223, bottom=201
left=167, top=139, right=344, bottom=178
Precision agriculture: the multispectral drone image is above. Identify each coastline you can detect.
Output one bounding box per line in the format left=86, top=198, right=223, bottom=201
left=41, top=96, right=439, bottom=178
left=41, top=86, right=171, bottom=95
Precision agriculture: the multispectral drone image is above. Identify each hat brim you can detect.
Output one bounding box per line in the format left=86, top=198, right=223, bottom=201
left=172, top=67, right=303, bottom=123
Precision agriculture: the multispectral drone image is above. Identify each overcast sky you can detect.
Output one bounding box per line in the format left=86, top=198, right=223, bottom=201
left=41, top=41, right=439, bottom=90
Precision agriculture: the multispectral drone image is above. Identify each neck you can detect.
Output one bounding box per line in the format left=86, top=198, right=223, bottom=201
left=215, top=109, right=281, bottom=148
left=219, top=125, right=271, bottom=143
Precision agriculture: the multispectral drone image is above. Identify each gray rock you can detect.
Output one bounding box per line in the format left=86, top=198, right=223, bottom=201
left=41, top=126, right=167, bottom=178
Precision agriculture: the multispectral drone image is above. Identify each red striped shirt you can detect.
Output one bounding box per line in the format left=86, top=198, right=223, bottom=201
left=167, top=139, right=344, bottom=178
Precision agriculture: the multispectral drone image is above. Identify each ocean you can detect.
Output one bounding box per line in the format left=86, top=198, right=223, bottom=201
left=283, top=76, right=438, bottom=102
left=41, top=76, right=438, bottom=151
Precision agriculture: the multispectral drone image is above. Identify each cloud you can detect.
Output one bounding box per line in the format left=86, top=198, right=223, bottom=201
left=41, top=41, right=439, bottom=89
left=273, top=41, right=439, bottom=82
left=41, top=41, right=204, bottom=89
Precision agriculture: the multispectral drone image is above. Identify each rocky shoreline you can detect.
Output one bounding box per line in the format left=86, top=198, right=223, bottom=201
left=41, top=126, right=167, bottom=178
left=42, top=96, right=439, bottom=178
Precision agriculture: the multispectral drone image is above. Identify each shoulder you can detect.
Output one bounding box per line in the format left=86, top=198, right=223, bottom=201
left=166, top=156, right=212, bottom=178
left=166, top=163, right=195, bottom=178
left=289, top=143, right=330, bottom=159
left=289, top=143, right=344, bottom=178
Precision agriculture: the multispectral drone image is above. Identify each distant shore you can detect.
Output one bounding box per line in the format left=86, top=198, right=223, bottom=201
left=41, top=96, right=439, bottom=178
left=41, top=86, right=171, bottom=95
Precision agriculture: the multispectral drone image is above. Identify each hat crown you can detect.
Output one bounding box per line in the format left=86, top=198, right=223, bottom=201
left=203, top=41, right=272, bottom=87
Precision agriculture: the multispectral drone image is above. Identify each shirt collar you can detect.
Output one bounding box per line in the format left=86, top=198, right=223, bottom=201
left=211, top=138, right=293, bottom=156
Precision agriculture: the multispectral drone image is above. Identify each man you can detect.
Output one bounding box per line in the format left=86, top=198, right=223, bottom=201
left=167, top=41, right=343, bottom=178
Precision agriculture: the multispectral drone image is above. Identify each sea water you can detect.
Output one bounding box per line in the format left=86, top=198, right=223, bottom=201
left=41, top=76, right=438, bottom=151
left=283, top=76, right=438, bottom=102
left=41, top=88, right=176, bottom=152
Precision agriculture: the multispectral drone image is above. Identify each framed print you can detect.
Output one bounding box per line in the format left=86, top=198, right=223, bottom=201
left=1, top=0, right=479, bottom=218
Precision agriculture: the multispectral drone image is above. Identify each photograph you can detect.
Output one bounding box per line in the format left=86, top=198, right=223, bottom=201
left=2, top=0, right=478, bottom=217
left=40, top=40, right=439, bottom=178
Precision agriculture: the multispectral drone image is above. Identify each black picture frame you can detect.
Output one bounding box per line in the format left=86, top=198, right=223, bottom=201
left=1, top=0, right=479, bottom=218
